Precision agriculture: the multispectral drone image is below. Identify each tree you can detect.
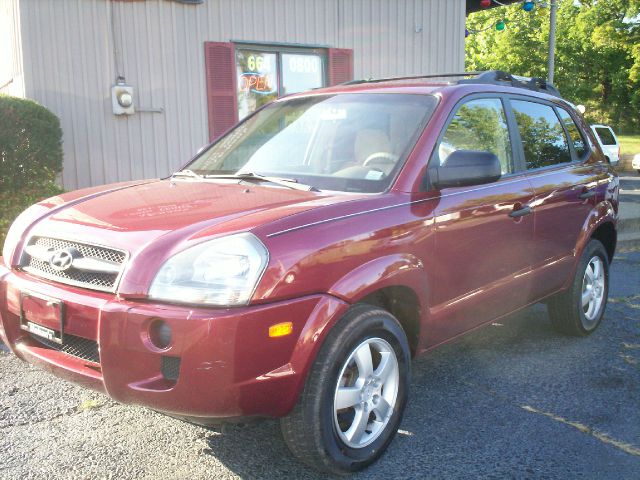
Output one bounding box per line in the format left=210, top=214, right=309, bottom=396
left=466, top=0, right=640, bottom=133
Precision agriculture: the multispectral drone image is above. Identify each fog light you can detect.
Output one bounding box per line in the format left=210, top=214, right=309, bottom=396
left=149, top=319, right=172, bottom=349
left=269, top=322, right=293, bottom=338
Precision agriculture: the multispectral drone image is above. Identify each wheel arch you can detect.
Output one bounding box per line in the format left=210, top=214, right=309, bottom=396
left=590, top=221, right=617, bottom=262
left=575, top=202, right=617, bottom=262
left=358, top=286, right=422, bottom=357
left=327, top=253, right=428, bottom=357
left=557, top=201, right=616, bottom=292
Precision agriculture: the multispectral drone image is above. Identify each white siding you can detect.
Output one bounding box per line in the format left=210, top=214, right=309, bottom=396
left=0, top=0, right=24, bottom=97
left=18, top=0, right=465, bottom=190
left=339, top=0, right=465, bottom=78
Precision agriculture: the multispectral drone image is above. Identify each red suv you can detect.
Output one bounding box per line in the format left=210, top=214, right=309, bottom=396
left=0, top=71, right=618, bottom=473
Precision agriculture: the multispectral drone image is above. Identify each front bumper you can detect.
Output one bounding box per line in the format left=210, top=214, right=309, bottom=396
left=0, top=263, right=349, bottom=419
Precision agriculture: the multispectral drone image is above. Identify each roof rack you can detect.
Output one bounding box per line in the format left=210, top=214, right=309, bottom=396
left=457, top=70, right=561, bottom=97
left=343, top=72, right=484, bottom=86
left=342, top=70, right=561, bottom=97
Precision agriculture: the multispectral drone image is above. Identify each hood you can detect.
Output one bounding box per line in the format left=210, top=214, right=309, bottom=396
left=15, top=178, right=373, bottom=296
left=27, top=179, right=361, bottom=254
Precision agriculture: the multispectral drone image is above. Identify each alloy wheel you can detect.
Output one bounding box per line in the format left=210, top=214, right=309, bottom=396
left=581, top=255, right=605, bottom=328
left=333, top=337, right=400, bottom=449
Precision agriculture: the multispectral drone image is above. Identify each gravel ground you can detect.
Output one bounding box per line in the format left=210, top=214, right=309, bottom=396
left=1, top=249, right=639, bottom=479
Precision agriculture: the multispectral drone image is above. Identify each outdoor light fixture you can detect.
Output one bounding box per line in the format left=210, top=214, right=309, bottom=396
left=111, top=76, right=135, bottom=115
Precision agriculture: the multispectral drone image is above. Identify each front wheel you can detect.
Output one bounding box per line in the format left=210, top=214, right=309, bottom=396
left=280, top=304, right=410, bottom=474
left=548, top=239, right=610, bottom=336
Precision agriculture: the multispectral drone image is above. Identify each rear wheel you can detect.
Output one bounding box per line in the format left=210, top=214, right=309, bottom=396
left=280, top=304, right=410, bottom=474
left=548, top=239, right=609, bottom=336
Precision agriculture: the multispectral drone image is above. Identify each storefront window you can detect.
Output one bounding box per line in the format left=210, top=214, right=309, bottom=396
left=281, top=54, right=323, bottom=95
left=236, top=50, right=278, bottom=121
left=236, top=47, right=326, bottom=120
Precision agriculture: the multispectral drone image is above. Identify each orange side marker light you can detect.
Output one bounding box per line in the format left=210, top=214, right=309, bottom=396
left=269, top=322, right=293, bottom=338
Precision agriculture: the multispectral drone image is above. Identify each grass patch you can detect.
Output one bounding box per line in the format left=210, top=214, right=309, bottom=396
left=619, top=135, right=640, bottom=156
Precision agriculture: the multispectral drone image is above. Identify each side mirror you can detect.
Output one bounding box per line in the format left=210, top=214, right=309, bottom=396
left=432, top=150, right=502, bottom=189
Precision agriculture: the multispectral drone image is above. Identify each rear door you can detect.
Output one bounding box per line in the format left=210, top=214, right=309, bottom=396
left=428, top=96, right=536, bottom=344
left=509, top=98, right=607, bottom=299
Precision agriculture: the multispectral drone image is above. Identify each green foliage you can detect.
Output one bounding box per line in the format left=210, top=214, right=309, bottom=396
left=0, top=95, right=64, bottom=246
left=466, top=0, right=640, bottom=134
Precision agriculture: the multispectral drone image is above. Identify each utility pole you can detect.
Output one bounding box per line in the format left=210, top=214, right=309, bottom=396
left=548, top=0, right=558, bottom=84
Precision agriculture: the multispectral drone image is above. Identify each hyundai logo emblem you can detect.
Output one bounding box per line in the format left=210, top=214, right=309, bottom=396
left=49, top=249, right=75, bottom=272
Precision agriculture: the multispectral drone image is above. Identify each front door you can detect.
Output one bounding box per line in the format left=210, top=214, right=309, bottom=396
left=426, top=97, right=536, bottom=345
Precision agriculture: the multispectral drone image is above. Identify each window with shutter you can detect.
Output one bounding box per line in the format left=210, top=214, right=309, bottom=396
left=205, top=43, right=354, bottom=138
left=328, top=48, right=354, bottom=86
left=204, top=42, right=238, bottom=141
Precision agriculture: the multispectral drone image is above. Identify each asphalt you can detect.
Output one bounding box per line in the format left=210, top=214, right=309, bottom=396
left=0, top=174, right=639, bottom=479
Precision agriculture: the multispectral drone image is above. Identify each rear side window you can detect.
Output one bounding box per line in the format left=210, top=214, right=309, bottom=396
left=438, top=98, right=513, bottom=174
left=511, top=100, right=572, bottom=169
left=595, top=127, right=616, bottom=146
left=557, top=108, right=587, bottom=159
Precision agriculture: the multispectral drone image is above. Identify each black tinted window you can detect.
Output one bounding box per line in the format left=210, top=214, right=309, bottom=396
left=512, top=100, right=572, bottom=169
left=557, top=108, right=587, bottom=158
left=595, top=127, right=616, bottom=146
left=438, top=98, right=513, bottom=174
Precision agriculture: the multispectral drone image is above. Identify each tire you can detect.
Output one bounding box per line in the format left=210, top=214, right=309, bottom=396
left=548, top=239, right=609, bottom=336
left=280, top=304, right=411, bottom=474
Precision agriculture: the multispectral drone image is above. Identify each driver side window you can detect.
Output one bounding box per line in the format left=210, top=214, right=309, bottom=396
left=439, top=98, right=514, bottom=174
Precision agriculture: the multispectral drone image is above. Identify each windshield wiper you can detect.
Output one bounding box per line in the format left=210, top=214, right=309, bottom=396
left=171, top=169, right=203, bottom=180
left=203, top=172, right=319, bottom=192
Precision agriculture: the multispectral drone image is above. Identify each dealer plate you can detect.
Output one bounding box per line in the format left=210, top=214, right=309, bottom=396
left=19, top=290, right=64, bottom=344
left=26, top=321, right=57, bottom=341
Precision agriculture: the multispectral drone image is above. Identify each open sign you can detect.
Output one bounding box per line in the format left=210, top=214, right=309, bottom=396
left=240, top=73, right=276, bottom=95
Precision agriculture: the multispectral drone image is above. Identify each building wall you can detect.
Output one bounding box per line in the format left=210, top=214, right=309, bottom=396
left=18, top=0, right=466, bottom=190
left=0, top=0, right=25, bottom=97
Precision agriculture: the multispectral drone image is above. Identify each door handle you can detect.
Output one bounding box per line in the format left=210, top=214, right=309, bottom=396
left=579, top=189, right=596, bottom=200
left=509, top=205, right=532, bottom=218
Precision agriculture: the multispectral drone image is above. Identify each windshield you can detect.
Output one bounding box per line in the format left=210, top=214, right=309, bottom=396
left=186, top=93, right=437, bottom=193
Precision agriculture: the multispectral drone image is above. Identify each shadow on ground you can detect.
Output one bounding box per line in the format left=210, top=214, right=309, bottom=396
left=199, top=264, right=640, bottom=479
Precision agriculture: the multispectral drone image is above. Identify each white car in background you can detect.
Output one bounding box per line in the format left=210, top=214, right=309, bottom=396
left=591, top=124, right=620, bottom=166
left=632, top=153, right=640, bottom=173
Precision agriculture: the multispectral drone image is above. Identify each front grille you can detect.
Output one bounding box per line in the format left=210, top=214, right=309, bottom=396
left=31, top=333, right=100, bottom=364
left=161, top=356, right=181, bottom=381
left=21, top=236, right=127, bottom=293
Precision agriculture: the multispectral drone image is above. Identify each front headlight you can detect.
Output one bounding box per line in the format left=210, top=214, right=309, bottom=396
left=148, top=233, right=269, bottom=306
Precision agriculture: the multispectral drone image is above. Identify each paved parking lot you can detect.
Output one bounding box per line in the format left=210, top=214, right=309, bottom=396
left=1, top=246, right=639, bottom=479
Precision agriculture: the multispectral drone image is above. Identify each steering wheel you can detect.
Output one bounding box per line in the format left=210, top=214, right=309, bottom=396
left=363, top=152, right=399, bottom=173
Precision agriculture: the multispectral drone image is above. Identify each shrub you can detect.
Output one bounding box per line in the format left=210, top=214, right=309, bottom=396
left=0, top=95, right=64, bottom=246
